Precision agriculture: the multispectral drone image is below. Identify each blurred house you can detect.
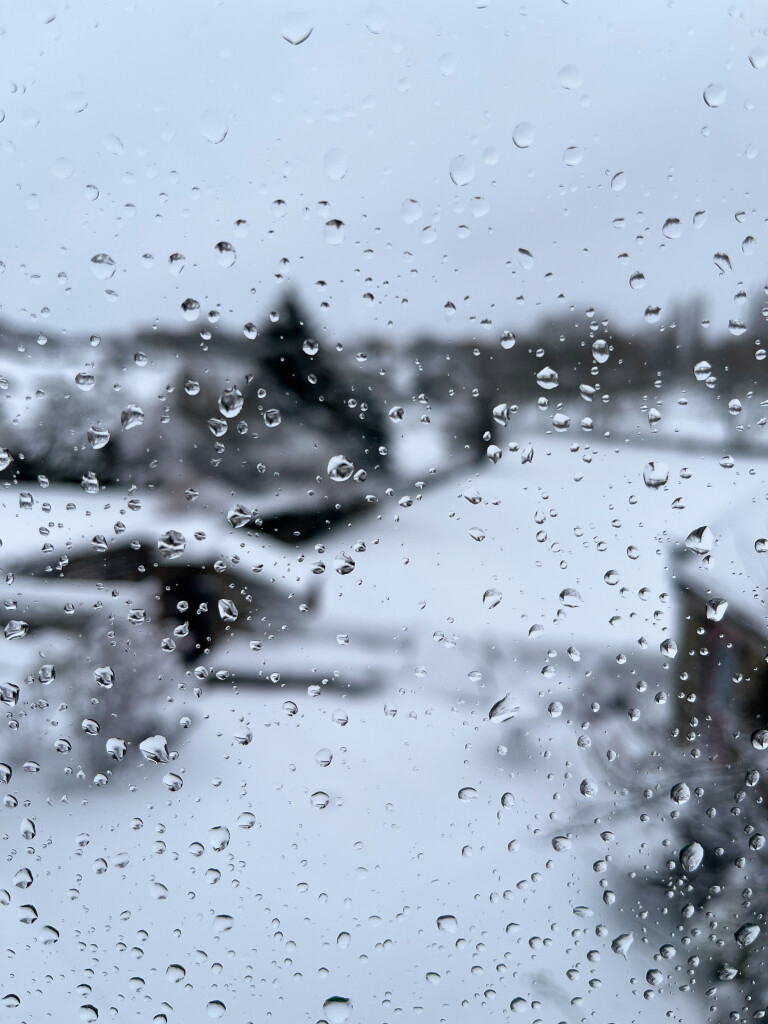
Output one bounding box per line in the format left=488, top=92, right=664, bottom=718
left=674, top=503, right=768, bottom=758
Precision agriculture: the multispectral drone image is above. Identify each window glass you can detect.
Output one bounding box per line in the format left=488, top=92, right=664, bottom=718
left=1, top=3, right=766, bottom=1021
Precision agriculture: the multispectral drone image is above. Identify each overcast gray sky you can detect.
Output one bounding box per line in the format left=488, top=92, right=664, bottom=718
left=1, top=0, right=766, bottom=344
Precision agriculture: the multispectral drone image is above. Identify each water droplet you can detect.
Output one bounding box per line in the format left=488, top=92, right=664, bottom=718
left=337, top=930, right=351, bottom=947
left=703, top=82, right=727, bottom=107
left=752, top=728, right=768, bottom=750
left=208, top=825, right=231, bottom=852
left=510, top=998, right=528, bottom=1013
left=458, top=787, right=477, bottom=801
left=4, top=620, right=29, bottom=640
left=334, top=551, right=355, bottom=575
left=536, top=366, right=559, bottom=390
left=558, top=63, right=583, bottom=90
left=237, top=811, right=256, bottom=829
left=680, top=841, right=704, bottom=872
left=323, top=219, right=345, bottom=244
left=280, top=11, right=313, bottom=44
left=693, top=360, right=712, bottom=382
left=706, top=597, right=728, bottom=622
left=218, top=599, right=238, bottom=623
left=206, top=999, right=226, bottom=1019
left=94, top=666, right=114, bottom=688
left=755, top=538, right=768, bottom=553
left=158, top=530, right=186, bottom=560
left=218, top=387, right=244, bottom=418
left=611, top=933, right=633, bottom=958
left=670, top=782, right=690, bottom=803
left=592, top=339, right=609, bottom=363
left=199, top=110, right=228, bottom=144
left=629, top=271, right=645, bottom=289
left=139, top=735, right=170, bottom=764
left=436, top=914, right=457, bottom=933
left=714, top=251, right=732, bottom=274
left=214, top=241, right=236, bottom=268
left=332, top=709, right=349, bottom=726
left=563, top=146, right=583, bottom=166
left=512, top=122, right=534, bottom=149
left=79, top=1004, right=98, bottom=1022
left=552, top=835, right=571, bottom=852
left=311, top=791, right=330, bottom=808
left=315, top=748, right=333, bottom=767
left=559, top=588, right=582, bottom=608
left=610, top=171, right=626, bottom=191
left=90, top=254, right=115, bottom=280
left=166, top=964, right=186, bottom=983
left=750, top=45, right=768, bottom=69
left=734, top=922, right=760, bottom=947
left=323, top=148, right=348, bottom=181
left=643, top=461, right=669, bottom=488
left=488, top=693, right=519, bottom=723
left=20, top=818, right=35, bottom=840
left=263, top=408, right=281, bottom=428
left=322, top=997, right=352, bottom=1024
left=120, top=405, right=144, bottom=430
left=662, top=217, right=682, bottom=239
left=579, top=778, right=598, bottom=797
left=660, top=638, right=678, bottom=659
left=328, top=455, right=355, bottom=482
left=449, top=154, right=475, bottom=186
left=483, top=588, right=502, bottom=610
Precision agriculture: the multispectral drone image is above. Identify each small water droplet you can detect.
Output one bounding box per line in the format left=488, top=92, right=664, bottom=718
left=218, top=599, right=238, bottom=623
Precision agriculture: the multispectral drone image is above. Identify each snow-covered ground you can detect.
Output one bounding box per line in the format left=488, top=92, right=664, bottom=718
left=0, top=434, right=763, bottom=1022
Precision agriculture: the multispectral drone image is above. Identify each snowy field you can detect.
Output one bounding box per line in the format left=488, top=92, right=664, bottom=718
left=0, top=434, right=764, bottom=1022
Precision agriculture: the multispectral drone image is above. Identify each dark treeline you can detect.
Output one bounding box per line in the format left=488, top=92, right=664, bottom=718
left=0, top=290, right=762, bottom=490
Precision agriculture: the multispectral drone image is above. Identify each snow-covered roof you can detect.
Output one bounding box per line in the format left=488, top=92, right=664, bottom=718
left=0, top=483, right=307, bottom=594
left=674, top=491, right=768, bottom=637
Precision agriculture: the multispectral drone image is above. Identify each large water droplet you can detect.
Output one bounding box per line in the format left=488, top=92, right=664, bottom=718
left=488, top=693, right=519, bottom=723
left=680, top=841, right=704, bottom=872
left=218, top=599, right=238, bottom=622
left=735, top=923, right=760, bottom=947
left=208, top=826, right=231, bottom=851
left=4, top=620, right=29, bottom=640
left=322, top=997, right=352, bottom=1024
left=512, top=122, right=534, bottom=149
left=218, top=387, right=244, bottom=418
left=703, top=82, right=727, bottom=108
left=87, top=424, right=110, bottom=449
left=323, top=219, right=345, bottom=244
left=120, top=405, right=144, bottom=430
left=483, top=588, right=502, bottom=609
left=139, top=735, right=170, bottom=764
left=449, top=154, right=475, bottom=186
left=90, top=254, right=115, bottom=280
left=536, top=366, right=559, bottom=390
left=662, top=217, right=682, bottom=239
left=643, top=461, right=669, bottom=488
left=323, top=148, right=348, bottom=181
left=199, top=110, right=228, bottom=144
left=328, top=455, right=355, bottom=482
left=214, top=241, right=236, bottom=268
left=280, top=11, right=313, bottom=44
left=158, top=530, right=186, bottom=559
